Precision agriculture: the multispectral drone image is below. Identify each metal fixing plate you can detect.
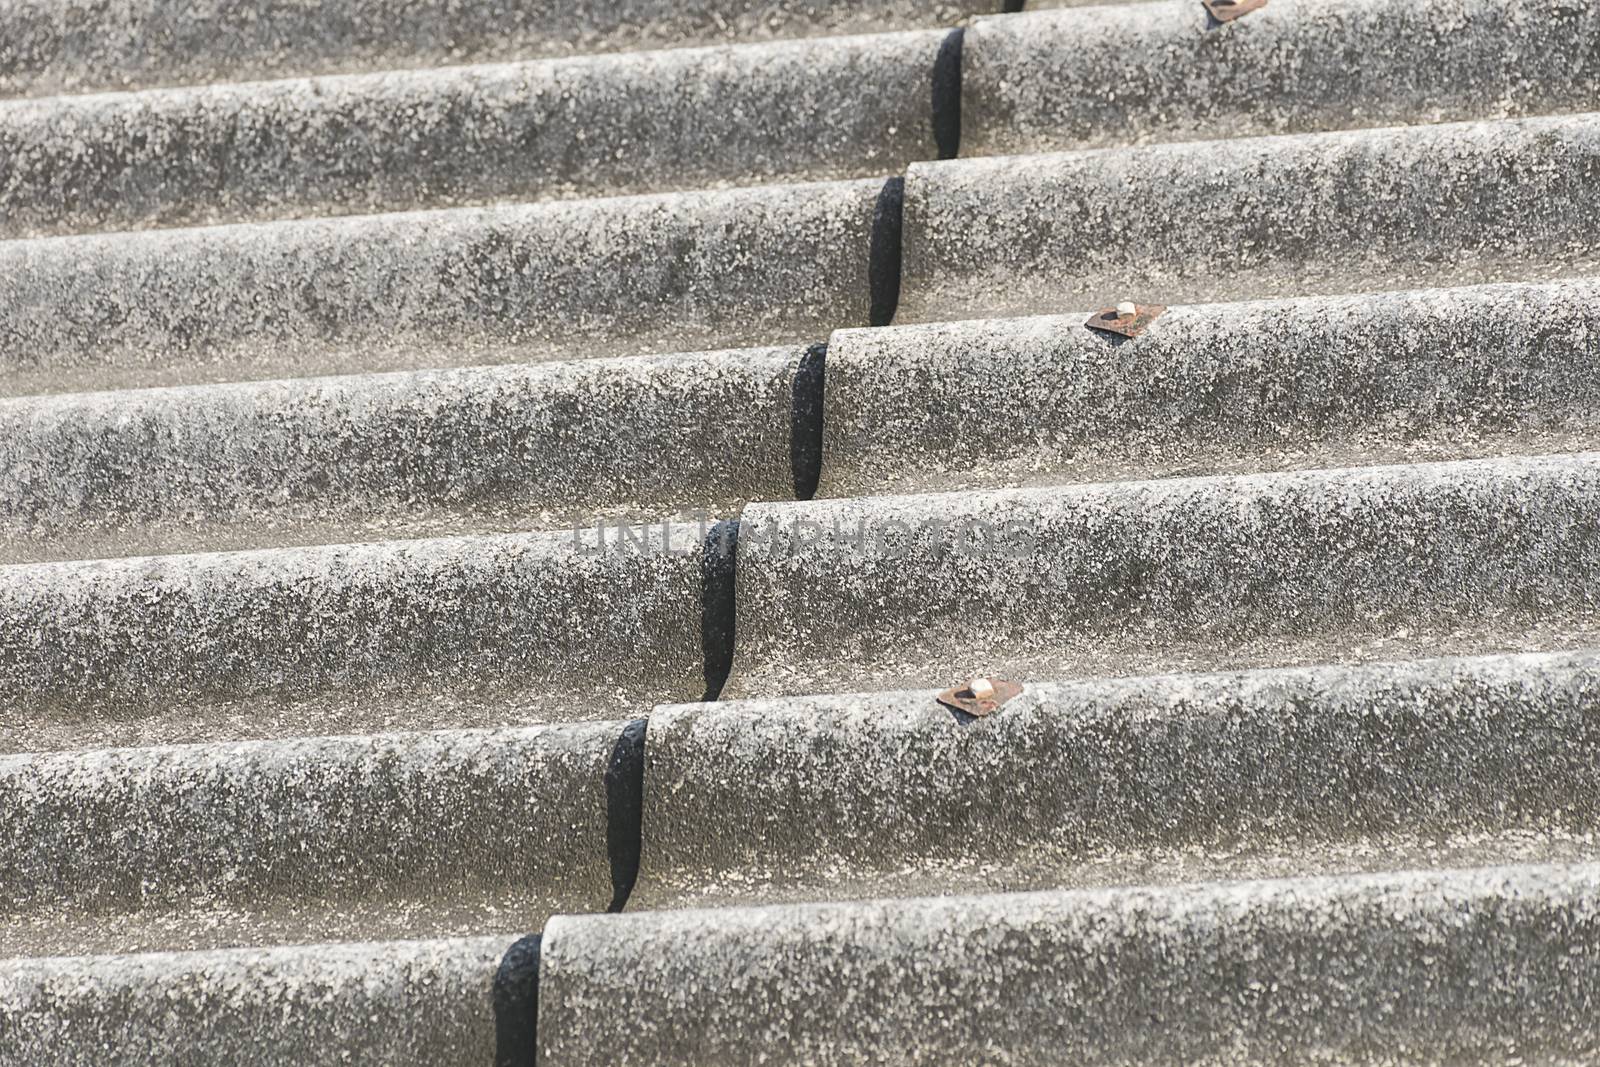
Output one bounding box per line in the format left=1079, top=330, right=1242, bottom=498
left=937, top=678, right=1024, bottom=718
left=1203, top=0, right=1269, bottom=22
left=1085, top=304, right=1166, bottom=339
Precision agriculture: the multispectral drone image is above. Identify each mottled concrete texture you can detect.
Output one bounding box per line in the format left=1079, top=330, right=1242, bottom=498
left=899, top=112, right=1600, bottom=323
left=964, top=0, right=1600, bottom=156
left=821, top=278, right=1600, bottom=497
left=0, top=178, right=879, bottom=395
left=1, top=721, right=623, bottom=956
left=0, top=345, right=800, bottom=562
left=0, top=524, right=708, bottom=752
left=0, top=30, right=939, bottom=238
left=541, top=864, right=1600, bottom=1066
left=0, top=0, right=998, bottom=97
left=0, top=935, right=521, bottom=1066
left=640, top=651, right=1600, bottom=907
left=727, top=452, right=1600, bottom=698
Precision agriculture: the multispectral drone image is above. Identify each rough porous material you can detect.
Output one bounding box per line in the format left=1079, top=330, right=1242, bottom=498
left=0, top=935, right=524, bottom=1066
left=0, top=177, right=880, bottom=395
left=0, top=345, right=800, bottom=563
left=820, top=278, right=1600, bottom=497
left=898, top=112, right=1600, bottom=324
left=726, top=452, right=1600, bottom=698
left=963, top=0, right=1600, bottom=157
left=540, top=864, right=1600, bottom=1066
left=0, top=524, right=709, bottom=752
left=639, top=651, right=1600, bottom=907
left=0, top=0, right=999, bottom=98
left=7, top=0, right=1600, bottom=1058
left=0, top=30, right=939, bottom=238
left=1, top=721, right=625, bottom=957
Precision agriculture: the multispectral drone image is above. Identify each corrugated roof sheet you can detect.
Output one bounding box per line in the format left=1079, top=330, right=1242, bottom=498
left=3, top=0, right=1598, bottom=1062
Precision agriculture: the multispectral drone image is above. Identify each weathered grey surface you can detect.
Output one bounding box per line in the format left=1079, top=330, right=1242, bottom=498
left=0, top=0, right=996, bottom=98
left=821, top=279, right=1600, bottom=498
left=0, top=30, right=938, bottom=239
left=0, top=721, right=623, bottom=957
left=639, top=651, right=1600, bottom=909
left=727, top=452, right=1600, bottom=699
left=541, top=863, right=1600, bottom=1066
left=0, top=935, right=520, bottom=1066
left=0, top=346, right=798, bottom=563
left=638, top=824, right=1600, bottom=916
left=964, top=0, right=1600, bottom=157
left=0, top=178, right=879, bottom=396
left=0, top=524, right=707, bottom=752
left=899, top=112, right=1600, bottom=324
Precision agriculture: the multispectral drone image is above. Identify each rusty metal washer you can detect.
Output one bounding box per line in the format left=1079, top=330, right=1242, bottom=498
left=936, top=678, right=1024, bottom=718
left=1203, top=0, right=1269, bottom=22
left=1085, top=304, right=1166, bottom=339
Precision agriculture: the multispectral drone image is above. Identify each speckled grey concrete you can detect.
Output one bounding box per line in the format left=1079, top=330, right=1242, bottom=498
left=0, top=523, right=706, bottom=753
left=0, top=178, right=878, bottom=396
left=0, top=934, right=520, bottom=1065
left=540, top=863, right=1600, bottom=1066
left=726, top=452, right=1600, bottom=699
left=0, top=30, right=938, bottom=239
left=0, top=345, right=799, bottom=563
left=963, top=0, right=1600, bottom=157
left=0, top=0, right=998, bottom=98
left=898, top=112, right=1600, bottom=324
left=821, top=278, right=1600, bottom=498
left=1, top=721, right=621, bottom=958
left=639, top=650, right=1600, bottom=910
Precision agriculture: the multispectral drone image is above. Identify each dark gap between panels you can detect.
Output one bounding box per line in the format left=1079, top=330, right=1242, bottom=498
left=868, top=177, right=905, bottom=328
left=790, top=342, right=828, bottom=501
left=493, top=933, right=542, bottom=1067
left=604, top=718, right=648, bottom=913
left=699, top=518, right=741, bottom=702
left=932, top=28, right=964, bottom=160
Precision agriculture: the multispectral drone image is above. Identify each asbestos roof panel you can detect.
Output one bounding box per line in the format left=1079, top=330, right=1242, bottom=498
left=820, top=278, right=1600, bottom=497
left=0, top=524, right=712, bottom=753
left=539, top=862, right=1600, bottom=1066
left=963, top=0, right=1600, bottom=157
left=1, top=720, right=631, bottom=957
left=728, top=452, right=1600, bottom=698
left=0, top=934, right=529, bottom=1063
left=637, top=649, right=1600, bottom=910
left=0, top=344, right=804, bottom=563
left=0, top=30, right=943, bottom=239
left=0, top=177, right=885, bottom=395
left=899, top=112, right=1600, bottom=323
left=0, top=0, right=1008, bottom=98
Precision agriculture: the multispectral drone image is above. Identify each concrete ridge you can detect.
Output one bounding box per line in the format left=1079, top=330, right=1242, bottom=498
left=640, top=648, right=1600, bottom=908
left=0, top=933, right=532, bottom=1065
left=727, top=450, right=1600, bottom=698
left=0, top=344, right=805, bottom=563
left=0, top=29, right=944, bottom=239
left=538, top=861, right=1600, bottom=1065
left=0, top=177, right=884, bottom=396
left=821, top=277, right=1600, bottom=496
left=0, top=720, right=633, bottom=957
left=0, top=523, right=717, bottom=753
left=0, top=0, right=1008, bottom=99
left=900, top=110, right=1600, bottom=323
left=964, top=0, right=1600, bottom=157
